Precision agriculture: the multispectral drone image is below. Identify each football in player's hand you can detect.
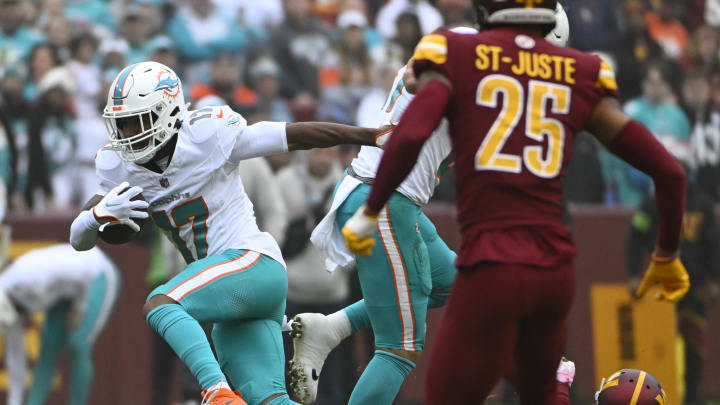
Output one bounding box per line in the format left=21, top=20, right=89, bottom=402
left=98, top=190, right=149, bottom=245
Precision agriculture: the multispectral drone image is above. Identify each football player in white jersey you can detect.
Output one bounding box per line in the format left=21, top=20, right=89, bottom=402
left=69, top=61, right=385, bottom=405
left=0, top=244, right=120, bottom=405
left=289, top=6, right=573, bottom=404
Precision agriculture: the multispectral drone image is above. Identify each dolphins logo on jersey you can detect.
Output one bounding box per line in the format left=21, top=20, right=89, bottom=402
left=154, top=69, right=180, bottom=98
left=227, top=114, right=242, bottom=127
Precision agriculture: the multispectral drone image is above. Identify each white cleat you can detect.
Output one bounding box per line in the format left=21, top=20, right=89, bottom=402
left=288, top=313, right=342, bottom=404
left=556, top=356, right=575, bottom=386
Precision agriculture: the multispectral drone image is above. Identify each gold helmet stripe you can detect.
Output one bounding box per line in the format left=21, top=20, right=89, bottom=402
left=629, top=371, right=647, bottom=405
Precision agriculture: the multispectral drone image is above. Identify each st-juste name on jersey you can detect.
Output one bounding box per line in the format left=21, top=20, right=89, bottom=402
left=95, top=106, right=286, bottom=267
left=350, top=66, right=453, bottom=205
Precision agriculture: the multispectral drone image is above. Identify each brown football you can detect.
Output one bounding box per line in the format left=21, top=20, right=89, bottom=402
left=98, top=190, right=149, bottom=245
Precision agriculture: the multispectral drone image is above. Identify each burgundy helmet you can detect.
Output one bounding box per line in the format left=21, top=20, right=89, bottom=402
left=473, top=0, right=558, bottom=28
left=595, top=369, right=669, bottom=405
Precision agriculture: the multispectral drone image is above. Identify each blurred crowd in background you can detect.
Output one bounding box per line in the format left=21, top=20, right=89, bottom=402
left=1, top=0, right=719, bottom=403
left=3, top=0, right=720, bottom=212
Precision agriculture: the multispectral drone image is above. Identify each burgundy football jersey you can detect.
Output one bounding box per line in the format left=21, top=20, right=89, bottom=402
left=413, top=27, right=618, bottom=268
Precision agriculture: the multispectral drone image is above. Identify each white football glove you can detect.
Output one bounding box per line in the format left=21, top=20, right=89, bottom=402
left=374, top=125, right=394, bottom=149
left=93, top=182, right=149, bottom=231
left=341, top=205, right=379, bottom=256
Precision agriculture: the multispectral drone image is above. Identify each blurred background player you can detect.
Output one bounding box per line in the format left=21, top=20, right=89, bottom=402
left=68, top=61, right=385, bottom=405
left=290, top=7, right=572, bottom=404
left=626, top=136, right=720, bottom=405
left=341, top=0, right=690, bottom=403
left=0, top=243, right=120, bottom=405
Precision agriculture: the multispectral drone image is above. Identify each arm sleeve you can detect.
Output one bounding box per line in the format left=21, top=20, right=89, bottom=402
left=229, top=121, right=288, bottom=163
left=5, top=318, right=26, bottom=405
left=608, top=120, right=686, bottom=252
left=69, top=209, right=101, bottom=251
left=366, top=80, right=451, bottom=212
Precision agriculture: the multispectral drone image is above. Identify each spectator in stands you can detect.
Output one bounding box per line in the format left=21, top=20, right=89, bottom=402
left=600, top=61, right=690, bottom=206
left=375, top=0, right=442, bottom=40
left=190, top=52, right=257, bottom=114
left=0, top=69, right=28, bottom=213
left=392, top=11, right=424, bottom=62
left=707, top=0, right=720, bottom=26
left=120, top=6, right=155, bottom=64
left=625, top=61, right=691, bottom=141
left=24, top=42, right=61, bottom=101
left=249, top=56, right=293, bottom=123
left=68, top=32, right=105, bottom=203
left=317, top=10, right=376, bottom=124
left=0, top=115, right=17, bottom=212
left=685, top=25, right=720, bottom=75
left=168, top=0, right=249, bottom=85
left=566, top=0, right=620, bottom=51
left=320, top=10, right=383, bottom=91
left=435, top=0, right=474, bottom=27
left=64, top=0, right=115, bottom=30
left=684, top=69, right=720, bottom=200
left=271, top=0, right=333, bottom=103
left=614, top=0, right=665, bottom=102
left=26, top=66, right=76, bottom=211
left=44, top=16, right=71, bottom=62
left=98, top=38, right=129, bottom=81
left=645, top=0, right=689, bottom=60
left=277, top=148, right=353, bottom=404
left=0, top=0, right=44, bottom=70
left=215, top=0, right=284, bottom=31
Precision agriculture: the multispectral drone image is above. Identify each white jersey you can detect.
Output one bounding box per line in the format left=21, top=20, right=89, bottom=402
left=350, top=66, right=453, bottom=205
left=95, top=106, right=287, bottom=267
left=0, top=244, right=115, bottom=313
left=1, top=244, right=118, bottom=405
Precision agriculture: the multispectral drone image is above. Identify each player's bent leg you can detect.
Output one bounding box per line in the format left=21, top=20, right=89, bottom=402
left=513, top=262, right=574, bottom=405
left=213, top=318, right=299, bottom=405
left=418, top=213, right=457, bottom=309
left=66, top=267, right=121, bottom=405
left=338, top=185, right=431, bottom=405
left=205, top=254, right=294, bottom=405
left=347, top=349, right=417, bottom=405
left=144, top=249, right=267, bottom=397
left=27, top=301, right=70, bottom=405
left=425, top=264, right=524, bottom=403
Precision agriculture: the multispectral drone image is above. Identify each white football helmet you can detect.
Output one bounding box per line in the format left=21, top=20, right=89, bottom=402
left=103, top=61, right=186, bottom=164
left=547, top=2, right=570, bottom=47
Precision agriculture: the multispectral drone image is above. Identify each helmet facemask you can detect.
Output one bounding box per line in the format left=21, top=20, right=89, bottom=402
left=105, top=100, right=182, bottom=164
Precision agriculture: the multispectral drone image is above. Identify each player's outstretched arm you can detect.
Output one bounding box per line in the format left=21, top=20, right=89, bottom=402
left=587, top=98, right=689, bottom=302
left=342, top=71, right=451, bottom=255
left=285, top=122, right=386, bottom=151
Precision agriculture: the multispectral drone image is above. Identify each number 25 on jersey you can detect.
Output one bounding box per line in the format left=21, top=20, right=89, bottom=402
left=475, top=74, right=570, bottom=179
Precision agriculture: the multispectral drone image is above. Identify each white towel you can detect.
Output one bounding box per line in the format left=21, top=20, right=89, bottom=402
left=310, top=175, right=362, bottom=272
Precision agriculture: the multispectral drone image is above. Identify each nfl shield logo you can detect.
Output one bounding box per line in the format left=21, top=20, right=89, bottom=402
left=160, top=177, right=170, bottom=188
